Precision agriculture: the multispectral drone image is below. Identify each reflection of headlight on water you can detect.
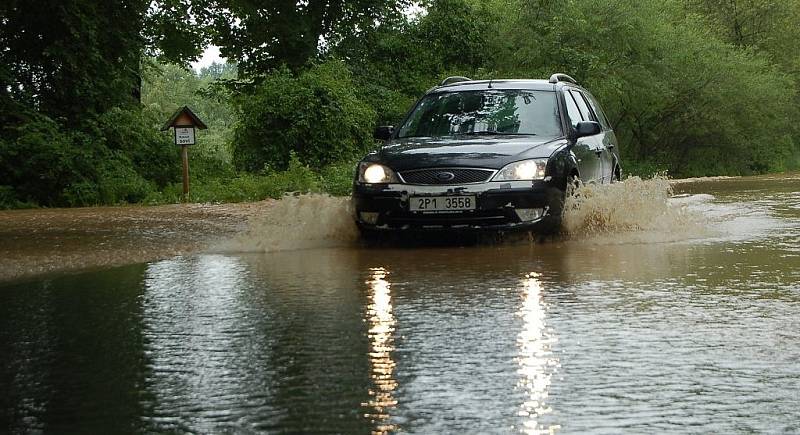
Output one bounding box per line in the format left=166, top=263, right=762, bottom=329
left=363, top=267, right=398, bottom=433
left=517, top=272, right=560, bottom=434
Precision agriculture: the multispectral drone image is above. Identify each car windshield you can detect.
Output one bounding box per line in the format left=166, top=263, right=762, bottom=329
left=397, top=89, right=562, bottom=138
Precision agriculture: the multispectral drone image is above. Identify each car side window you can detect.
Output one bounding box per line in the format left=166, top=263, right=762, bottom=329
left=583, top=92, right=611, bottom=130
left=570, top=90, right=596, bottom=123
left=563, top=91, right=583, bottom=127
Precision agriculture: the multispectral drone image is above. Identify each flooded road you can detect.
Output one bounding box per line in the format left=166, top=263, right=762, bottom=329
left=0, top=201, right=272, bottom=281
left=1, top=174, right=799, bottom=433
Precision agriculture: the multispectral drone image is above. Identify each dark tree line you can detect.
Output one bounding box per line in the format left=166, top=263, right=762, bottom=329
left=1, top=0, right=799, bottom=207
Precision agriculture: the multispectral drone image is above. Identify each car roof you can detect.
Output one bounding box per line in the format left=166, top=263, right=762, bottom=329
left=429, top=79, right=559, bottom=93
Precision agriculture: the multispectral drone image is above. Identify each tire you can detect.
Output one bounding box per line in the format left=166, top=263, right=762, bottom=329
left=536, top=175, right=578, bottom=235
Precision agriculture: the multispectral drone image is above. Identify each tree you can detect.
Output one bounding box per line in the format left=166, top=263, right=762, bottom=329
left=684, top=0, right=800, bottom=71
left=231, top=60, right=376, bottom=171
left=334, top=0, right=494, bottom=124
left=482, top=0, right=797, bottom=175
left=0, top=0, right=199, bottom=207
left=142, top=61, right=238, bottom=174
left=0, top=0, right=149, bottom=123
left=173, top=0, right=413, bottom=77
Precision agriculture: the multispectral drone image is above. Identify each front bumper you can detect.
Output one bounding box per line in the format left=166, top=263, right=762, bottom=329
left=352, top=179, right=564, bottom=232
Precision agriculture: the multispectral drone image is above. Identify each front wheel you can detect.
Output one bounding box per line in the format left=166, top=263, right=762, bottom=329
left=535, top=176, right=578, bottom=235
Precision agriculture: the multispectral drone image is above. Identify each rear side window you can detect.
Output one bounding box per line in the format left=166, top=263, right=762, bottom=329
left=583, top=92, right=611, bottom=130
left=563, top=92, right=583, bottom=126
left=570, top=90, right=596, bottom=123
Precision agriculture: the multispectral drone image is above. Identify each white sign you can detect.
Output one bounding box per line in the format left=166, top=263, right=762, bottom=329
left=175, top=127, right=195, bottom=145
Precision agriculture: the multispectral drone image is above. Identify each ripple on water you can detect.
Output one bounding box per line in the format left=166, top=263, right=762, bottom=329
left=3, top=175, right=800, bottom=433
left=547, top=277, right=800, bottom=433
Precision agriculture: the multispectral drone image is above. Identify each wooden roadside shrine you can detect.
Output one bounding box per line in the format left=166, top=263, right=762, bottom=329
left=161, top=106, right=208, bottom=200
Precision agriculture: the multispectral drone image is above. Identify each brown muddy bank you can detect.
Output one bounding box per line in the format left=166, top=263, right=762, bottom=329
left=0, top=201, right=274, bottom=282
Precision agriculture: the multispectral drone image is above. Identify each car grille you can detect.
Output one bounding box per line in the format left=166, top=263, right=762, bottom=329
left=399, top=168, right=495, bottom=185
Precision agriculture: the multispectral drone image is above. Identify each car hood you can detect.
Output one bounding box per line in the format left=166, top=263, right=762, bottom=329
left=371, top=136, right=567, bottom=171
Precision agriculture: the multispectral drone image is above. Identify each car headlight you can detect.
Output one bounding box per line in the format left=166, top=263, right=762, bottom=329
left=492, top=159, right=548, bottom=181
left=358, top=163, right=400, bottom=184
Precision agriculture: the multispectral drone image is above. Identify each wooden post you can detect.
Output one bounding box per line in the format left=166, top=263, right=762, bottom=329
left=181, top=144, right=190, bottom=200
left=161, top=107, right=207, bottom=203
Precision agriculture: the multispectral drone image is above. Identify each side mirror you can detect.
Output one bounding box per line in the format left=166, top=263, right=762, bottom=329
left=374, top=125, right=394, bottom=140
left=571, top=121, right=601, bottom=140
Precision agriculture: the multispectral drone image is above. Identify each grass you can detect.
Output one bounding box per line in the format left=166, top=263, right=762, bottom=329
left=143, top=155, right=359, bottom=205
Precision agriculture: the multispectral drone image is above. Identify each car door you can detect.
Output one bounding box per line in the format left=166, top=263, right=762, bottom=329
left=569, top=89, right=609, bottom=183
left=563, top=90, right=601, bottom=183
left=582, top=90, right=619, bottom=182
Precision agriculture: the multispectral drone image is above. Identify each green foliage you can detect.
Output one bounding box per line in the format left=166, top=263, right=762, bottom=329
left=320, top=158, right=358, bottom=196
left=95, top=107, right=179, bottom=187
left=485, top=0, right=798, bottom=176
left=0, top=186, right=38, bottom=210
left=142, top=61, right=238, bottom=178
left=144, top=153, right=353, bottom=204
left=336, top=0, right=495, bottom=125
left=0, top=114, right=97, bottom=206
left=685, top=0, right=800, bottom=67
left=0, top=0, right=214, bottom=208
left=3, top=0, right=800, bottom=211
left=231, top=60, right=376, bottom=172
left=0, top=0, right=147, bottom=123
left=172, top=0, right=411, bottom=75
left=0, top=105, right=177, bottom=207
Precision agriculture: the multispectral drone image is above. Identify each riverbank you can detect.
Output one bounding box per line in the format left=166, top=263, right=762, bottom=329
left=0, top=201, right=274, bottom=282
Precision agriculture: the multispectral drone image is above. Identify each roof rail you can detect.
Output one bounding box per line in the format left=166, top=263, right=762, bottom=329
left=548, top=73, right=577, bottom=84
left=440, top=76, right=472, bottom=86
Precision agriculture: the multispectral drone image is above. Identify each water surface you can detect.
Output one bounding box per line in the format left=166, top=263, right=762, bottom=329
left=2, top=174, right=799, bottom=433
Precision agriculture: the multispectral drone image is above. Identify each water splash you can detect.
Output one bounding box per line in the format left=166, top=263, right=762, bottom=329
left=217, top=194, right=359, bottom=253
left=217, top=177, right=712, bottom=253
left=561, top=176, right=708, bottom=243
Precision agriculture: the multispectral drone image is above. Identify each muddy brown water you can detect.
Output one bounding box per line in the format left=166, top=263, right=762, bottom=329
left=1, top=174, right=799, bottom=433
left=0, top=201, right=272, bottom=282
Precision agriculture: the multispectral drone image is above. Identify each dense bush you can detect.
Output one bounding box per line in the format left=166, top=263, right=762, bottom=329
left=0, top=114, right=98, bottom=206
left=95, top=107, right=180, bottom=188
left=144, top=153, right=353, bottom=204
left=319, top=159, right=358, bottom=196
left=0, top=105, right=177, bottom=207
left=231, top=60, right=376, bottom=172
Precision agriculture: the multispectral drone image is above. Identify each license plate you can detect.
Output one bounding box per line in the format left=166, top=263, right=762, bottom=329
left=409, top=196, right=476, bottom=212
